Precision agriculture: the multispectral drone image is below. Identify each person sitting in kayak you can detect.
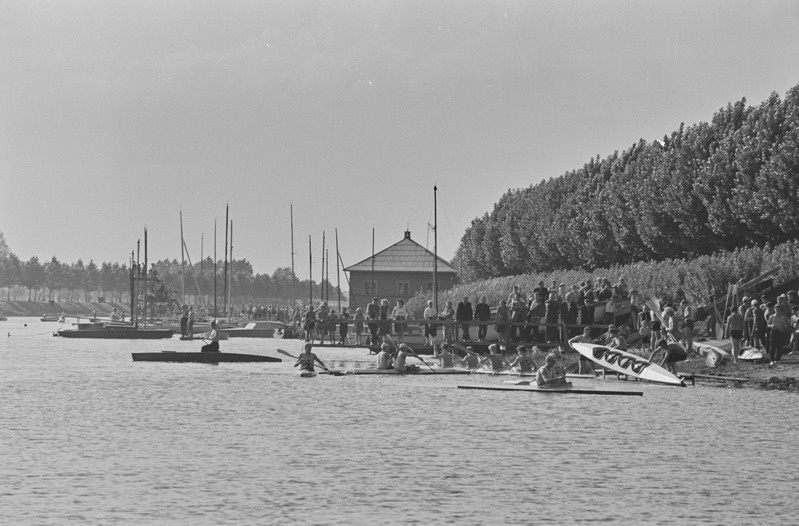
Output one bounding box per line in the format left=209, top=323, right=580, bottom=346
left=434, top=342, right=455, bottom=368
left=569, top=327, right=596, bottom=375
left=654, top=338, right=687, bottom=374
left=536, top=353, right=568, bottom=387
left=456, top=346, right=481, bottom=370
left=376, top=343, right=393, bottom=370
left=201, top=319, right=221, bottom=353
left=295, top=343, right=326, bottom=373
left=393, top=344, right=420, bottom=373
left=508, top=345, right=536, bottom=373
left=479, top=344, right=510, bottom=371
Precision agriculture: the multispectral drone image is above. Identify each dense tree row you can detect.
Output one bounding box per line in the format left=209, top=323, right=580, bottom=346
left=457, top=83, right=799, bottom=280
left=0, top=233, right=336, bottom=305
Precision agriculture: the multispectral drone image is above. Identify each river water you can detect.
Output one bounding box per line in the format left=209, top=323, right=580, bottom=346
left=1, top=317, right=797, bottom=525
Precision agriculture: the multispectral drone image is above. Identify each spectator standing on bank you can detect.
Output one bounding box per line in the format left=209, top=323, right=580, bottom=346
left=474, top=296, right=491, bottom=342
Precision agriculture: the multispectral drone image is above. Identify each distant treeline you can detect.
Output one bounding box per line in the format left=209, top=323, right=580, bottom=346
left=0, top=234, right=337, bottom=305
left=457, top=82, right=799, bottom=280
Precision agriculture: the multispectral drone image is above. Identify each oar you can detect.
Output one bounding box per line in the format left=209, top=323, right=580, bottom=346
left=277, top=348, right=344, bottom=376
left=403, top=346, right=436, bottom=373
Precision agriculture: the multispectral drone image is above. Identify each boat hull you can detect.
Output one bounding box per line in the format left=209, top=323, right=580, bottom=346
left=57, top=327, right=174, bottom=339
left=457, top=384, right=643, bottom=396
left=322, top=367, right=471, bottom=375
left=132, top=352, right=281, bottom=363
left=571, top=342, right=684, bottom=386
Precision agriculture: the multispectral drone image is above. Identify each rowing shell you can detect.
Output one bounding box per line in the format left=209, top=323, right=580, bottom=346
left=321, top=367, right=471, bottom=375
left=571, top=343, right=684, bottom=386
left=695, top=343, right=729, bottom=367
left=457, top=384, right=643, bottom=396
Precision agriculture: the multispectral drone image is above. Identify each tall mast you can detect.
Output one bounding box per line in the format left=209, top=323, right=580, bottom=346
left=434, top=185, right=438, bottom=312
left=335, top=228, right=341, bottom=312
left=229, top=220, right=233, bottom=323
left=290, top=204, right=296, bottom=309
left=200, top=234, right=204, bottom=302
left=371, top=228, right=375, bottom=300
left=223, top=204, right=229, bottom=320
left=136, top=239, right=140, bottom=327
left=129, top=251, right=135, bottom=323
left=321, top=231, right=325, bottom=303
left=143, top=228, right=148, bottom=328
left=308, top=235, right=313, bottom=305
left=214, top=218, right=217, bottom=318
left=325, top=248, right=330, bottom=303
left=180, top=210, right=185, bottom=303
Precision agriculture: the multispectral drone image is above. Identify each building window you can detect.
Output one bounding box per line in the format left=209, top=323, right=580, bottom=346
left=397, top=281, right=410, bottom=297
left=365, top=280, right=377, bottom=295
left=426, top=281, right=433, bottom=293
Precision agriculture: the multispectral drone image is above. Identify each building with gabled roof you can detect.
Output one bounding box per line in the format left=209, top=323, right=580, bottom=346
left=344, top=230, right=458, bottom=309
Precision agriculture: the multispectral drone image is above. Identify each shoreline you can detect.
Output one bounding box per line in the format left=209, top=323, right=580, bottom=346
left=0, top=300, right=130, bottom=318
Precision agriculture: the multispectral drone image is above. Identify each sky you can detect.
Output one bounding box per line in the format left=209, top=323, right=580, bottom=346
left=2, top=1, right=799, bottom=285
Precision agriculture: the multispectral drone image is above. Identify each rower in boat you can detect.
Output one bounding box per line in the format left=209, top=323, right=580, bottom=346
left=569, top=327, right=596, bottom=375
left=536, top=353, right=568, bottom=388
left=507, top=345, right=536, bottom=373
left=376, top=343, right=393, bottom=370
left=393, top=344, right=420, bottom=373
left=433, top=342, right=455, bottom=368
left=295, top=342, right=327, bottom=373
left=456, top=346, right=481, bottom=370
left=479, top=344, right=510, bottom=371
left=201, top=320, right=221, bottom=353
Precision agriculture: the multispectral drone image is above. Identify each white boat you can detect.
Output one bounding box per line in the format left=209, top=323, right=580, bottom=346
left=571, top=342, right=684, bottom=386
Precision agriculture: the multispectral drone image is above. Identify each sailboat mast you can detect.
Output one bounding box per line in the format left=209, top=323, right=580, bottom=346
left=144, top=228, right=149, bottom=328
left=290, top=204, right=296, bottom=309
left=229, top=220, right=233, bottom=323
left=321, top=231, right=325, bottom=303
left=325, top=248, right=329, bottom=303
left=223, top=204, right=229, bottom=320
left=434, top=185, right=438, bottom=312
left=371, top=228, right=375, bottom=300
left=180, top=210, right=185, bottom=303
left=308, top=235, right=313, bottom=305
left=335, top=228, right=341, bottom=312
left=214, top=218, right=218, bottom=318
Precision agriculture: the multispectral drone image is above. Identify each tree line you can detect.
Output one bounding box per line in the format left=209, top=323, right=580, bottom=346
left=457, top=82, right=799, bottom=281
left=0, top=233, right=338, bottom=305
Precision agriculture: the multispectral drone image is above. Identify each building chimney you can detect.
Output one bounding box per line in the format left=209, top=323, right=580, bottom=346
left=404, top=230, right=411, bottom=239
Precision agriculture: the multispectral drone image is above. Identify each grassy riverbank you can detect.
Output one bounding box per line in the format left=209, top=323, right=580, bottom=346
left=0, top=300, right=130, bottom=318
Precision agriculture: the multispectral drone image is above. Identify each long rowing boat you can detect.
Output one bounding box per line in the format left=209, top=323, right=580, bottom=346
left=457, top=384, right=643, bottom=396
left=131, top=351, right=281, bottom=363
left=571, top=342, right=684, bottom=386
left=320, top=367, right=471, bottom=376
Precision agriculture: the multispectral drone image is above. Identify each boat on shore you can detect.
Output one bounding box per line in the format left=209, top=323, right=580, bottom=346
left=226, top=320, right=299, bottom=339
left=41, top=314, right=63, bottom=322
left=571, top=342, right=684, bottom=386
left=132, top=351, right=281, bottom=363
left=56, top=321, right=173, bottom=339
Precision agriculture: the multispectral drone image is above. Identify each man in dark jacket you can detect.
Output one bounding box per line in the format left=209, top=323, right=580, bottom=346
left=456, top=296, right=474, bottom=342
left=474, top=296, right=491, bottom=342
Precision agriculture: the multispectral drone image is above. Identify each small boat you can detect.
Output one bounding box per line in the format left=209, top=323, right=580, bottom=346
left=41, top=314, right=62, bottom=322
left=695, top=343, right=729, bottom=367
left=226, top=321, right=290, bottom=339
left=0, top=314, right=7, bottom=321
left=738, top=347, right=765, bottom=362
left=56, top=322, right=173, bottom=339
left=132, top=351, right=282, bottom=363
left=321, top=367, right=471, bottom=375
left=571, top=342, right=684, bottom=386
left=299, top=368, right=317, bottom=378
left=457, top=384, right=643, bottom=396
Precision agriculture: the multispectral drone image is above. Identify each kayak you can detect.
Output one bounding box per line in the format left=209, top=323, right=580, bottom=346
left=320, top=367, right=471, bottom=375
left=132, top=352, right=281, bottom=363
left=457, top=384, right=643, bottom=396
left=571, top=343, right=684, bottom=386
left=695, top=343, right=729, bottom=367
left=299, top=368, right=317, bottom=378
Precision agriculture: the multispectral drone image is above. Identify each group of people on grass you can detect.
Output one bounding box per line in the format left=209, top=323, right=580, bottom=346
left=725, top=291, right=799, bottom=365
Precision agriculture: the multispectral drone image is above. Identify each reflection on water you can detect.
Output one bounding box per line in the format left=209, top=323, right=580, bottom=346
left=1, top=317, right=798, bottom=525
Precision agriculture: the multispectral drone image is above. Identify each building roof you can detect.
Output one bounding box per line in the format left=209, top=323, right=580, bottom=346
left=344, top=231, right=458, bottom=274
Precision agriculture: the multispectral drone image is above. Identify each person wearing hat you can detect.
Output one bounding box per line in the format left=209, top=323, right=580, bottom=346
left=536, top=353, right=568, bottom=387
left=295, top=342, right=326, bottom=373
left=376, top=342, right=393, bottom=370
left=479, top=343, right=510, bottom=371
left=393, top=344, right=420, bottom=373
left=653, top=338, right=687, bottom=374
left=201, top=319, right=221, bottom=353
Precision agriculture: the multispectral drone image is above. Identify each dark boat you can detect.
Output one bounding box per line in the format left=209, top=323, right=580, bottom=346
left=132, top=351, right=282, bottom=363
left=56, top=322, right=174, bottom=339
